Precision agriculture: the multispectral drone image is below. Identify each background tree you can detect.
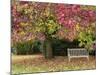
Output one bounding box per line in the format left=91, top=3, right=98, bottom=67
left=54, top=4, right=96, bottom=50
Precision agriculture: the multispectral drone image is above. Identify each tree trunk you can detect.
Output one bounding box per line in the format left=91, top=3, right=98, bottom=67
left=40, top=40, right=44, bottom=53
left=43, top=39, right=53, bottom=59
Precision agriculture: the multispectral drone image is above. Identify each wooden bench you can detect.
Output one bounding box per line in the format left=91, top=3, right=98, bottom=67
left=67, top=48, right=89, bottom=62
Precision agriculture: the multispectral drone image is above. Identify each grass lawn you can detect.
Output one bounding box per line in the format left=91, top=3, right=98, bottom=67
left=12, top=54, right=96, bottom=74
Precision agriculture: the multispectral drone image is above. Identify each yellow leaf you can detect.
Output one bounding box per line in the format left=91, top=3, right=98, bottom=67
left=20, top=31, right=25, bottom=35
left=76, top=23, right=80, bottom=31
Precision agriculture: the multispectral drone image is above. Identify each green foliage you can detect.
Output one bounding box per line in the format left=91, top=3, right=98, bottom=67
left=78, top=25, right=96, bottom=50
left=14, top=40, right=34, bottom=55
left=46, top=18, right=60, bottom=35
left=35, top=5, right=61, bottom=39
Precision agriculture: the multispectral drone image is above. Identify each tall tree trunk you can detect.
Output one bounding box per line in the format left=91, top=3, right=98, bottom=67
left=43, top=39, right=53, bottom=59
left=40, top=40, right=44, bottom=53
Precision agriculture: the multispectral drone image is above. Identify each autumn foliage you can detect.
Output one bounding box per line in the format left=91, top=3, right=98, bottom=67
left=11, top=1, right=96, bottom=52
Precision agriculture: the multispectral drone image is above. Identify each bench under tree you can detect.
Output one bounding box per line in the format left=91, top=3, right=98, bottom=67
left=67, top=48, right=89, bottom=62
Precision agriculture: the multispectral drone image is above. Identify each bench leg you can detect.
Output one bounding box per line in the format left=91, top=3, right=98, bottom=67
left=87, top=56, right=89, bottom=61
left=68, top=57, right=71, bottom=62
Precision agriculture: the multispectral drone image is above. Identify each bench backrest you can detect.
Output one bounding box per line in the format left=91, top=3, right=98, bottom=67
left=67, top=48, right=89, bottom=56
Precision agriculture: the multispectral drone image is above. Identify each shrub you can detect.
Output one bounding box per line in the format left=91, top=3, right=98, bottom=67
left=14, top=41, right=34, bottom=55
